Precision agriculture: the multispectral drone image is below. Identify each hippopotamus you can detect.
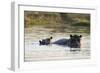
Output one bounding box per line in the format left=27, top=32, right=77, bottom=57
left=53, top=35, right=82, bottom=48
left=70, top=35, right=82, bottom=48
left=39, top=36, right=52, bottom=45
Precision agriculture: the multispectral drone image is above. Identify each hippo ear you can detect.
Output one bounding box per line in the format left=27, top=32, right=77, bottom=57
left=50, top=36, right=53, bottom=39
left=80, top=35, right=82, bottom=38
left=70, top=35, right=72, bottom=37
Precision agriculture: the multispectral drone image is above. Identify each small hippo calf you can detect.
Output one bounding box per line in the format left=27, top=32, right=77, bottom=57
left=39, top=36, right=52, bottom=45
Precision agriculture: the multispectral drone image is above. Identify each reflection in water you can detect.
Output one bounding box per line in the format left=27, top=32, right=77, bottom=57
left=24, top=26, right=90, bottom=62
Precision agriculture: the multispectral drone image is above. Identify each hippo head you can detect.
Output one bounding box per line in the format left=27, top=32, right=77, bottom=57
left=39, top=36, right=53, bottom=45
left=70, top=35, right=82, bottom=48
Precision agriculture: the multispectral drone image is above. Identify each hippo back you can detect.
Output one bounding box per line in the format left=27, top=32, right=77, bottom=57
left=52, top=38, right=70, bottom=46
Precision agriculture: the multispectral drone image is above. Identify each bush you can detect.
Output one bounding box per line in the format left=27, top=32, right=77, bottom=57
left=72, top=21, right=90, bottom=27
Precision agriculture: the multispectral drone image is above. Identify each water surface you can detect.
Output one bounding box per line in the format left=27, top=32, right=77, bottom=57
left=24, top=26, right=90, bottom=62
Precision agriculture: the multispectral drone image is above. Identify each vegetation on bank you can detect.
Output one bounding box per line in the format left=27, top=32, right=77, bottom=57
left=24, top=11, right=90, bottom=33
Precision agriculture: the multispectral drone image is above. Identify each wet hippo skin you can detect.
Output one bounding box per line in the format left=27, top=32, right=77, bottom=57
left=39, top=35, right=82, bottom=48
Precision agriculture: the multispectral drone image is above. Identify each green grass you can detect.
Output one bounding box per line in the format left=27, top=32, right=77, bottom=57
left=24, top=11, right=90, bottom=34
left=72, top=21, right=90, bottom=27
